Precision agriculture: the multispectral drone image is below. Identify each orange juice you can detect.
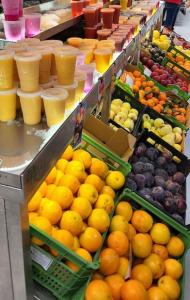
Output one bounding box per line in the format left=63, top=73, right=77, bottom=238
left=0, top=88, right=17, bottom=121
left=75, top=72, right=86, bottom=101
left=0, top=50, right=14, bottom=90
left=55, top=50, right=77, bottom=85
left=50, top=46, right=66, bottom=76
left=38, top=48, right=52, bottom=84
left=94, top=48, right=112, bottom=73
left=54, top=81, right=78, bottom=110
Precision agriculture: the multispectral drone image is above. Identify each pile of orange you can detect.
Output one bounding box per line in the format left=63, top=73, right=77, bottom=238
left=28, top=144, right=126, bottom=270
left=85, top=200, right=185, bottom=300
left=167, top=52, right=190, bottom=72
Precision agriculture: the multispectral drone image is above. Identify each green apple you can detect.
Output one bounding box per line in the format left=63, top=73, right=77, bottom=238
left=111, top=104, right=121, bottom=114
left=154, top=118, right=164, bottom=128
left=173, top=127, right=182, bottom=135
left=130, top=108, right=138, bottom=115
left=128, top=112, right=137, bottom=121
left=143, top=121, right=152, bottom=130
left=158, top=124, right=172, bottom=136
left=174, top=133, right=182, bottom=144
left=122, top=102, right=131, bottom=110
left=112, top=99, right=123, bottom=106
left=173, top=143, right=182, bottom=152
left=124, top=118, right=134, bottom=132
left=142, top=114, right=150, bottom=122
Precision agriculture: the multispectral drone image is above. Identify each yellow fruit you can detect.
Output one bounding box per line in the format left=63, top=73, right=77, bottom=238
left=90, top=158, right=109, bottom=179
left=101, top=185, right=115, bottom=199
left=92, top=272, right=104, bottom=281
left=62, top=145, right=73, bottom=160
left=158, top=275, right=180, bottom=300
left=131, top=264, right=153, bottom=289
left=60, top=210, right=83, bottom=236
left=71, top=197, right=92, bottom=219
left=50, top=228, right=74, bottom=256
left=50, top=186, right=73, bottom=209
left=150, top=223, right=171, bottom=245
left=144, top=253, right=165, bottom=279
left=95, top=194, right=114, bottom=214
left=100, top=248, right=120, bottom=276
left=38, top=181, right=47, bottom=197
left=164, top=258, right=183, bottom=280
left=28, top=212, right=38, bottom=223
left=66, top=248, right=92, bottom=272
left=59, top=174, right=80, bottom=194
left=105, top=274, right=124, bottom=300
left=38, top=198, right=62, bottom=225
left=30, top=216, right=52, bottom=245
left=73, top=236, right=80, bottom=250
left=65, top=160, right=85, bottom=182
left=110, top=215, right=128, bottom=234
left=45, top=184, right=56, bottom=198
left=120, top=279, right=148, bottom=300
left=107, top=230, right=129, bottom=256
left=28, top=191, right=42, bottom=212
left=78, top=183, right=98, bottom=204
left=131, top=210, right=153, bottom=233
left=118, top=257, right=129, bottom=278
left=128, top=224, right=137, bottom=241
left=79, top=227, right=103, bottom=253
left=54, top=170, right=64, bottom=185
left=152, top=244, right=169, bottom=261
left=85, top=280, right=113, bottom=300
left=132, top=233, right=152, bottom=258
left=72, top=149, right=92, bottom=169
left=167, top=236, right=185, bottom=257
left=88, top=208, right=110, bottom=233
left=148, top=286, right=169, bottom=300
left=56, top=158, right=68, bottom=173
left=85, top=174, right=105, bottom=193
left=105, top=171, right=125, bottom=190
left=116, top=201, right=133, bottom=221
left=45, top=167, right=57, bottom=184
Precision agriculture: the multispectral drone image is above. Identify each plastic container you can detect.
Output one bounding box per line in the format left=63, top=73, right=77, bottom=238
left=67, top=37, right=83, bottom=48
left=71, top=0, right=84, bottom=17
left=94, top=48, right=112, bottom=73
left=120, top=0, right=128, bottom=10
left=109, top=5, right=121, bottom=24
left=0, top=87, right=17, bottom=122
left=0, top=50, right=14, bottom=91
left=24, top=13, right=41, bottom=38
left=77, top=63, right=95, bottom=92
left=19, top=0, right=23, bottom=18
left=3, top=19, right=24, bottom=42
left=97, top=29, right=111, bottom=40
left=54, top=81, right=78, bottom=109
left=83, top=7, right=98, bottom=27
left=101, top=8, right=115, bottom=29
left=1, top=0, right=20, bottom=21
left=84, top=27, right=97, bottom=39
left=54, top=49, right=77, bottom=85
left=75, top=72, right=87, bottom=100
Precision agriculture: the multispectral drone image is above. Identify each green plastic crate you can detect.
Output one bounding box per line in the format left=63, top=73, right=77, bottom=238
left=31, top=133, right=131, bottom=299
left=117, top=188, right=190, bottom=300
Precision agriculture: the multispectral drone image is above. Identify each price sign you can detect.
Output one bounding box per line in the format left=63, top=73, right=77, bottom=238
left=72, top=102, right=86, bottom=148
left=31, top=246, right=53, bottom=271
left=144, top=67, right=152, bottom=77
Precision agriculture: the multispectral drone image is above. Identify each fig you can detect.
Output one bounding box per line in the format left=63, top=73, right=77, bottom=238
left=134, top=143, right=147, bottom=157
left=164, top=197, right=177, bottom=213
left=156, top=156, right=167, bottom=167
left=171, top=213, right=184, bottom=224
left=144, top=172, right=154, bottom=187
left=144, top=163, right=155, bottom=174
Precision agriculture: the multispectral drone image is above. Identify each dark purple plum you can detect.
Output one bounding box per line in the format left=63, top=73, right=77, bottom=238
left=145, top=147, right=159, bottom=161
left=139, top=157, right=150, bottom=163
left=166, top=180, right=180, bottom=194
left=155, top=168, right=169, bottom=180
left=174, top=194, right=186, bottom=214
left=162, top=151, right=173, bottom=162
left=138, top=188, right=152, bottom=197
left=144, top=163, right=155, bottom=174
left=156, top=156, right=167, bottom=167
left=131, top=155, right=139, bottom=163
left=154, top=175, right=166, bottom=189
left=164, top=190, right=173, bottom=199
left=125, top=178, right=137, bottom=191
left=134, top=143, right=147, bottom=157
left=171, top=213, right=184, bottom=224
left=152, top=186, right=165, bottom=201
left=134, top=174, right=146, bottom=189
left=164, top=197, right=177, bottom=213
left=133, top=162, right=144, bottom=174
left=173, top=172, right=185, bottom=185
left=144, top=172, right=154, bottom=187
left=165, top=163, right=177, bottom=176
left=128, top=172, right=135, bottom=181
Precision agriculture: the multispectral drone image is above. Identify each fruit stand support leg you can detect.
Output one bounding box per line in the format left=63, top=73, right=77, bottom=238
left=101, top=84, right=112, bottom=124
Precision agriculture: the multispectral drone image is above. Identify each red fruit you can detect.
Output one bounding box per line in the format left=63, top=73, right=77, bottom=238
left=147, top=59, right=154, bottom=67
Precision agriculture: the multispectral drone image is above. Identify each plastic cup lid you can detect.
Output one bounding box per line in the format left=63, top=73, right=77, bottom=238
left=54, top=49, right=78, bottom=56
left=17, top=88, right=42, bottom=98
left=0, top=87, right=17, bottom=95
left=77, top=63, right=95, bottom=73
left=75, top=72, right=87, bottom=81
left=41, top=87, right=68, bottom=101
left=0, top=50, right=14, bottom=60
left=101, top=8, right=115, bottom=13
left=94, top=48, right=112, bottom=55
left=40, top=81, right=54, bottom=89
left=14, top=52, right=42, bottom=61
left=40, top=40, right=63, bottom=47
left=54, top=80, right=78, bottom=89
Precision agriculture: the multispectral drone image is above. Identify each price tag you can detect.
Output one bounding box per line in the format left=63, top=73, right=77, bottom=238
left=144, top=67, right=152, bottom=77
left=125, top=75, right=134, bottom=87
left=31, top=246, right=53, bottom=271
left=72, top=102, right=86, bottom=148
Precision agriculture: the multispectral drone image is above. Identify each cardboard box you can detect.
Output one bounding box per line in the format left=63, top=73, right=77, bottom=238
left=83, top=115, right=136, bottom=162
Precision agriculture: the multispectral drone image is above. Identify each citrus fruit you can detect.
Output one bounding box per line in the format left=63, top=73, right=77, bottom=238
left=38, top=181, right=47, bottom=197
left=106, top=171, right=125, bottom=190
left=79, top=227, right=102, bottom=253
left=45, top=167, right=57, bottom=184
left=85, top=280, right=113, bottom=300
left=118, top=257, right=129, bottom=278
left=71, top=197, right=92, bottom=219
left=90, top=158, right=109, bottom=179
left=131, top=264, right=153, bottom=289
left=62, top=145, right=73, bottom=160
left=72, top=149, right=92, bottom=169
left=56, top=158, right=68, bottom=173
left=128, top=224, right=137, bottom=241
left=167, top=236, right=185, bottom=257
left=28, top=212, right=38, bottom=223
left=95, top=194, right=114, bottom=214
left=131, top=210, right=153, bottom=233
left=73, top=236, right=80, bottom=250
left=66, top=248, right=92, bottom=272
left=78, top=183, right=98, bottom=204
left=99, top=248, right=120, bottom=275
left=88, top=208, right=110, bottom=233
left=45, top=184, right=56, bottom=198
left=105, top=274, right=124, bottom=300
left=60, top=210, right=83, bottom=236
left=150, top=223, right=171, bottom=245
left=115, top=201, right=133, bottom=221
left=92, top=272, right=104, bottom=281
left=148, top=286, right=169, bottom=300
left=38, top=198, right=62, bottom=225
left=54, top=170, right=64, bottom=185
left=158, top=275, right=180, bottom=300
left=30, top=215, right=52, bottom=245
left=164, top=258, right=183, bottom=279
left=132, top=233, right=152, bottom=258
left=59, top=174, right=80, bottom=194
left=101, top=185, right=115, bottom=199
left=85, top=174, right=105, bottom=192
left=144, top=253, right=165, bottom=279
left=152, top=244, right=169, bottom=260
left=65, top=160, right=85, bottom=182
left=110, top=215, right=128, bottom=234
left=107, top=231, right=129, bottom=256
left=50, top=186, right=73, bottom=209
left=120, top=279, right=148, bottom=300
left=50, top=229, right=74, bottom=256
left=28, top=191, right=42, bottom=212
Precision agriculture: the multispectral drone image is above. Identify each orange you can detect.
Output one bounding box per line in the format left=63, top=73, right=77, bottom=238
left=85, top=280, right=113, bottom=300
left=164, top=258, right=183, bottom=279
left=150, top=223, right=171, bottom=245
left=59, top=174, right=80, bottom=194
left=145, top=86, right=152, bottom=93
left=56, top=158, right=68, bottom=173
left=66, top=248, right=92, bottom=272
left=45, top=184, right=56, bottom=198
left=128, top=224, right=137, bottom=241
left=167, top=236, right=185, bottom=257
left=65, top=160, right=85, bottom=182
left=92, top=272, right=104, bottom=281
left=105, top=274, right=124, bottom=300
left=90, top=158, right=109, bottom=179
left=38, top=181, right=47, bottom=197
left=73, top=236, right=80, bottom=250
left=105, top=171, right=125, bottom=190
left=30, top=215, right=52, bottom=246
left=72, top=149, right=92, bottom=169
left=50, top=186, right=73, bottom=209
left=28, top=212, right=38, bottom=223
left=148, top=286, right=169, bottom=300
left=38, top=198, right=62, bottom=225
left=54, top=170, right=64, bottom=186
left=28, top=191, right=42, bottom=212
left=99, top=248, right=120, bottom=275
left=131, top=210, right=153, bottom=233
left=133, top=85, right=139, bottom=93
left=101, top=185, right=115, bottom=199
left=71, top=197, right=92, bottom=219
left=131, top=264, right=153, bottom=289
left=152, top=244, right=169, bottom=260
left=61, top=145, right=73, bottom=160
left=135, top=80, right=142, bottom=87
left=147, top=81, right=154, bottom=87
left=110, top=215, right=128, bottom=234
left=60, top=210, right=83, bottom=236
left=118, top=257, right=129, bottom=278
left=88, top=208, right=110, bottom=233
left=133, top=70, right=141, bottom=78
left=144, top=253, right=165, bottom=279
left=85, top=174, right=105, bottom=192
left=120, top=279, right=148, bottom=300
left=45, top=167, right=57, bottom=184
left=78, top=183, right=98, bottom=204
left=50, top=228, right=74, bottom=256
left=95, top=194, right=114, bottom=214
left=115, top=201, right=133, bottom=221
left=132, top=233, right=152, bottom=258
left=107, top=231, right=129, bottom=256
left=79, top=227, right=102, bottom=253
left=158, top=275, right=180, bottom=300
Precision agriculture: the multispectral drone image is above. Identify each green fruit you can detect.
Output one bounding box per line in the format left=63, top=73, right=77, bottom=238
left=173, top=143, right=182, bottom=152
left=154, top=118, right=164, bottom=128
left=143, top=114, right=150, bottom=122
left=174, top=133, right=182, bottom=144
left=130, top=108, right=138, bottom=115
left=163, top=133, right=175, bottom=146
left=112, top=99, right=123, bottom=106
left=124, top=118, right=134, bottom=132
left=158, top=125, right=172, bottom=136
left=143, top=121, right=152, bottom=130
left=173, top=127, right=182, bottom=135
left=128, top=112, right=137, bottom=121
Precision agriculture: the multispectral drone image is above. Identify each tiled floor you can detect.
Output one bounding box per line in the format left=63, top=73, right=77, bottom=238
left=175, top=8, right=190, bottom=41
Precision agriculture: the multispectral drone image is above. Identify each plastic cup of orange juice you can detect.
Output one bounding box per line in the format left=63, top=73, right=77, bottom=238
left=40, top=40, right=63, bottom=47
left=94, top=48, right=112, bottom=73
left=0, top=87, right=17, bottom=121
left=33, top=47, right=53, bottom=84
left=54, top=81, right=78, bottom=110
left=54, top=49, right=77, bottom=85
left=77, top=63, right=95, bottom=92
left=67, top=37, right=83, bottom=48
left=75, top=72, right=87, bottom=101
left=0, top=50, right=14, bottom=91
left=17, top=38, right=41, bottom=46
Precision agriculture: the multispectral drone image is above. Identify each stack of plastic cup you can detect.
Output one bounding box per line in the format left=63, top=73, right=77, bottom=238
left=109, top=5, right=121, bottom=24
left=77, top=63, right=95, bottom=93
left=101, top=8, right=115, bottom=29
left=83, top=6, right=99, bottom=38
left=71, top=0, right=84, bottom=17
left=75, top=72, right=87, bottom=102
left=54, top=81, right=78, bottom=110
left=24, top=13, right=41, bottom=38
